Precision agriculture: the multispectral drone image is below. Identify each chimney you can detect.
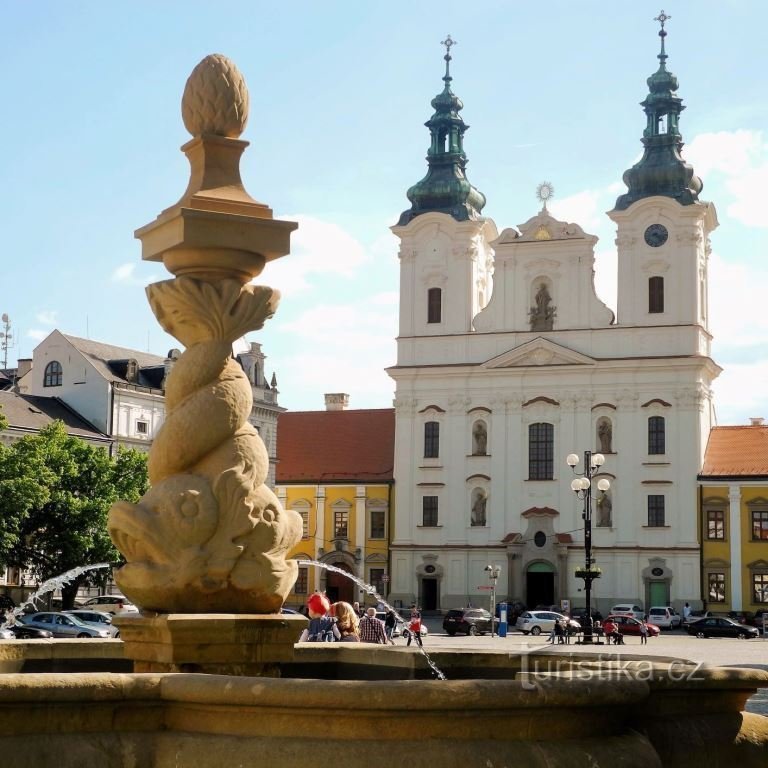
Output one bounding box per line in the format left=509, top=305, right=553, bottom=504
left=750, top=417, right=765, bottom=426
left=16, top=359, right=32, bottom=379
left=325, top=393, right=349, bottom=411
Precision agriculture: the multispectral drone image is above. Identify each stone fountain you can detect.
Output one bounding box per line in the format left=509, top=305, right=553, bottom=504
left=0, top=54, right=767, bottom=768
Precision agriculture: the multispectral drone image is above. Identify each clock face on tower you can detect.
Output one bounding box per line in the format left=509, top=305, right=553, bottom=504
left=644, top=223, right=669, bottom=248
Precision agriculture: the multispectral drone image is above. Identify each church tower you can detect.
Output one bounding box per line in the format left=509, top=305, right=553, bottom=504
left=392, top=37, right=497, bottom=338
left=609, top=11, right=717, bottom=333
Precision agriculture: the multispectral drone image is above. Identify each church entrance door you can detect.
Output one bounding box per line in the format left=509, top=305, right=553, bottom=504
left=526, top=562, right=555, bottom=608
left=325, top=562, right=354, bottom=604
left=421, top=578, right=438, bottom=610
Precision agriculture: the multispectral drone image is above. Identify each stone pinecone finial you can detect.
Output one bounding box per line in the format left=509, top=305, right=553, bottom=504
left=181, top=54, right=250, bottom=138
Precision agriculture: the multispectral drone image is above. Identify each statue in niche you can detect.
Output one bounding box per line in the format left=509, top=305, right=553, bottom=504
left=529, top=282, right=556, bottom=331
left=472, top=421, right=488, bottom=455
left=471, top=489, right=487, bottom=527
left=596, top=490, right=612, bottom=527
left=597, top=418, right=613, bottom=454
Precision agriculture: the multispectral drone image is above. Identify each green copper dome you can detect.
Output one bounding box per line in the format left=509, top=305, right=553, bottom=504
left=613, top=14, right=702, bottom=212
left=398, top=37, right=486, bottom=226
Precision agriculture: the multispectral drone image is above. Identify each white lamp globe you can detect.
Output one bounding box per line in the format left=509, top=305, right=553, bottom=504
left=592, top=453, right=605, bottom=467
left=566, top=453, right=580, bottom=467
left=597, top=478, right=611, bottom=491
left=571, top=479, right=582, bottom=492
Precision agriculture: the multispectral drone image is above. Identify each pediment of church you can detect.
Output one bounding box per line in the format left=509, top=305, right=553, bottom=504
left=483, top=337, right=596, bottom=369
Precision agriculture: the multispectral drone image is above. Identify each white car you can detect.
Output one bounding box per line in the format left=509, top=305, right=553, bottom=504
left=81, top=595, right=138, bottom=615
left=64, top=609, right=121, bottom=637
left=647, top=606, right=681, bottom=629
left=515, top=610, right=581, bottom=636
left=609, top=604, right=645, bottom=621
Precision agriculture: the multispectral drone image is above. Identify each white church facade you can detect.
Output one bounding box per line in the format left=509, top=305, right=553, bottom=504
left=388, top=24, right=719, bottom=613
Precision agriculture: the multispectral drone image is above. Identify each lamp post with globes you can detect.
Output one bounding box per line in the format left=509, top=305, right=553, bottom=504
left=484, top=564, right=500, bottom=637
left=566, top=451, right=611, bottom=644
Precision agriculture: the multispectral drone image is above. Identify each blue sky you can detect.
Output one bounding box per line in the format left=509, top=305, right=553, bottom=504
left=1, top=1, right=766, bottom=425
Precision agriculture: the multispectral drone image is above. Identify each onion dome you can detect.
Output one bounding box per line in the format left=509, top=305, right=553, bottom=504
left=398, top=36, right=486, bottom=225
left=613, top=12, right=702, bottom=211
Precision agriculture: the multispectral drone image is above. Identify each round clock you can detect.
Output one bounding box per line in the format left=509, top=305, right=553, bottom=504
left=644, top=223, right=668, bottom=248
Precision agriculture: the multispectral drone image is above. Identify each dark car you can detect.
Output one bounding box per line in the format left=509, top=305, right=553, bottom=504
left=443, top=608, right=498, bottom=636
left=6, top=624, right=53, bottom=639
left=686, top=616, right=759, bottom=639
left=570, top=607, right=604, bottom=625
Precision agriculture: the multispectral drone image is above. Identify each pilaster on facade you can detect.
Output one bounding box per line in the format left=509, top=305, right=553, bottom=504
left=729, top=484, right=743, bottom=609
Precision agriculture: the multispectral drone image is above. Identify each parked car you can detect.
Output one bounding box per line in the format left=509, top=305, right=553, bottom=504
left=443, top=608, right=498, bottom=636
left=727, top=611, right=754, bottom=626
left=686, top=617, right=759, bottom=639
left=751, top=609, right=768, bottom=629
left=605, top=614, right=660, bottom=637
left=5, top=624, right=53, bottom=639
left=80, top=595, right=138, bottom=615
left=64, top=610, right=120, bottom=637
left=647, top=606, right=681, bottom=629
left=515, top=611, right=581, bottom=636
left=20, top=612, right=112, bottom=639
left=609, top=604, right=645, bottom=621
left=570, top=607, right=604, bottom=626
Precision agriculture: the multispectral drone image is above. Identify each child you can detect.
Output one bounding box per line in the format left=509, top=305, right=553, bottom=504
left=298, top=592, right=340, bottom=642
left=639, top=619, right=649, bottom=645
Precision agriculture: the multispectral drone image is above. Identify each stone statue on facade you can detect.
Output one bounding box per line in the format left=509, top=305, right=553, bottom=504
left=597, top=418, right=613, bottom=453
left=471, top=489, right=487, bottom=527
left=472, top=421, right=488, bottom=455
left=596, top=490, right=612, bottom=527
left=529, top=282, right=556, bottom=331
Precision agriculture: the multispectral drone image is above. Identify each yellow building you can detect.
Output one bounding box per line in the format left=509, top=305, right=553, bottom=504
left=699, top=422, right=768, bottom=616
left=275, top=396, right=395, bottom=608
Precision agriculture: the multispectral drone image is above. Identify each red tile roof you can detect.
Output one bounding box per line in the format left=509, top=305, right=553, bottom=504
left=276, top=409, right=395, bottom=483
left=700, top=426, right=768, bottom=477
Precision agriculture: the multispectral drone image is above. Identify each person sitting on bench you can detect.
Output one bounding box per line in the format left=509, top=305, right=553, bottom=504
left=603, top=618, right=623, bottom=645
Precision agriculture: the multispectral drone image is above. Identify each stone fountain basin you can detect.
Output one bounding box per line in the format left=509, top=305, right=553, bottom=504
left=0, top=643, right=767, bottom=767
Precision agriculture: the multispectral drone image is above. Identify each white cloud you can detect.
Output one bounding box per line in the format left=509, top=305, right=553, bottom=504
left=112, top=263, right=137, bottom=282
left=27, top=329, right=48, bottom=341
left=259, top=215, right=370, bottom=295
left=548, top=190, right=605, bottom=232
left=35, top=310, right=57, bottom=325
left=686, top=130, right=768, bottom=228
left=712, top=360, right=768, bottom=425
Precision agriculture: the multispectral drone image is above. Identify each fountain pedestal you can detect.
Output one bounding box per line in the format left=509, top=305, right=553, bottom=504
left=115, top=613, right=307, bottom=676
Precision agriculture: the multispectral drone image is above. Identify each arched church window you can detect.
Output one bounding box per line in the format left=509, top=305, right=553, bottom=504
left=44, top=360, right=63, bottom=387
left=424, top=421, right=440, bottom=458
left=472, top=420, right=488, bottom=455
left=528, top=422, right=554, bottom=480
left=649, top=276, right=664, bottom=313
left=648, top=416, right=666, bottom=455
left=427, top=287, right=442, bottom=324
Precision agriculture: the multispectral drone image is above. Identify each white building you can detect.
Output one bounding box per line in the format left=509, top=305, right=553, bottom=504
left=387, top=26, right=718, bottom=613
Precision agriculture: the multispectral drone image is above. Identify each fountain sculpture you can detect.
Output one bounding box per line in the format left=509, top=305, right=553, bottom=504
left=0, top=53, right=767, bottom=768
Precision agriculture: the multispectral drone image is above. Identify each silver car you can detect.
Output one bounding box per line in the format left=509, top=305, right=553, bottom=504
left=20, top=611, right=111, bottom=638
left=64, top=609, right=120, bottom=637
left=515, top=610, right=581, bottom=636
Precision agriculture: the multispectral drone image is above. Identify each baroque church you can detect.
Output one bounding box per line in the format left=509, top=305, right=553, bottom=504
left=387, top=22, right=719, bottom=613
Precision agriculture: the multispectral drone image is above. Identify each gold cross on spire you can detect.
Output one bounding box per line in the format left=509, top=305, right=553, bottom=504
left=441, top=35, right=457, bottom=56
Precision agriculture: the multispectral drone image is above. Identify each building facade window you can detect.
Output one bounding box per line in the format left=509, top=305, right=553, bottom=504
left=43, top=360, right=63, bottom=387
left=707, top=509, right=726, bottom=540
left=294, top=567, right=308, bottom=595
left=136, top=420, right=149, bottom=435
left=708, top=572, right=726, bottom=603
left=528, top=422, right=554, bottom=480
left=427, top=287, right=442, bottom=324
left=752, top=510, right=768, bottom=540
left=424, top=421, right=440, bottom=458
left=647, top=495, right=665, bottom=527
left=649, top=276, right=664, bottom=313
left=648, top=416, right=666, bottom=455
left=753, top=573, right=768, bottom=604
left=369, top=568, right=385, bottom=595
left=334, top=509, right=349, bottom=539
left=422, top=496, right=439, bottom=527
left=370, top=508, right=386, bottom=539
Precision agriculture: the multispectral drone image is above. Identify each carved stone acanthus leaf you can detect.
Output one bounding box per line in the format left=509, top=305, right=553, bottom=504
left=147, top=277, right=279, bottom=347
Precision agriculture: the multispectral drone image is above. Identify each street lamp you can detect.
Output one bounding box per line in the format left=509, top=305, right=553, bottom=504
left=567, top=451, right=611, bottom=644
left=484, top=564, right=500, bottom=637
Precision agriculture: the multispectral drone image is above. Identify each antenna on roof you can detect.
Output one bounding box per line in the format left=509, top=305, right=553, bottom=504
left=1, top=314, right=13, bottom=370
left=86, top=315, right=90, bottom=339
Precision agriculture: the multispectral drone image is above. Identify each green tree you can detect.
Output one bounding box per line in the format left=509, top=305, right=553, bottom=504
left=0, top=422, right=148, bottom=607
left=0, top=404, right=7, bottom=431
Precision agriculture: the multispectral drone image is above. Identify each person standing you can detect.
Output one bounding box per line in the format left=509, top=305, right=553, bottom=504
left=683, top=602, right=692, bottom=625
left=334, top=602, right=361, bottom=642
left=384, top=610, right=397, bottom=644
left=407, top=605, right=423, bottom=647
left=359, top=607, right=387, bottom=644
left=639, top=619, right=649, bottom=645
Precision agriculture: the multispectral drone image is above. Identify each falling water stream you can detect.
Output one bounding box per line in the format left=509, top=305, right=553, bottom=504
left=306, top=560, right=447, bottom=680
left=0, top=562, right=111, bottom=628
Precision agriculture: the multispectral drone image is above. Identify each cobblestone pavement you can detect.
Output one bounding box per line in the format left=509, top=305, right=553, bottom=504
left=409, top=619, right=768, bottom=714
